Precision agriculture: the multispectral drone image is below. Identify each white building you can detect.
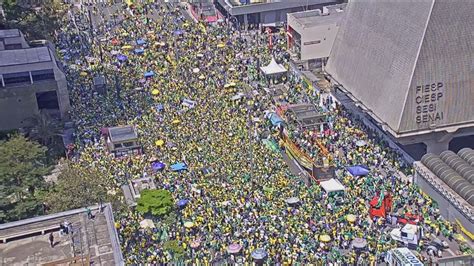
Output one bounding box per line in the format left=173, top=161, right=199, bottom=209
left=287, top=4, right=346, bottom=69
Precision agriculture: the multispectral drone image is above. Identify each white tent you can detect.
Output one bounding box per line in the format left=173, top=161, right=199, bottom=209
left=320, top=178, right=346, bottom=193
left=260, top=58, right=287, bottom=75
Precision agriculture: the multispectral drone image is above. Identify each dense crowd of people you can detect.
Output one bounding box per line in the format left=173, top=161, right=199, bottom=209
left=55, top=1, right=470, bottom=264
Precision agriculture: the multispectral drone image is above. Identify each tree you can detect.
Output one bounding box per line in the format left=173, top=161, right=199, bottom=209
left=136, top=189, right=174, bottom=216
left=0, top=0, right=65, bottom=40
left=41, top=163, right=120, bottom=213
left=0, top=135, right=51, bottom=223
left=163, top=240, right=185, bottom=260
left=27, top=111, right=63, bottom=147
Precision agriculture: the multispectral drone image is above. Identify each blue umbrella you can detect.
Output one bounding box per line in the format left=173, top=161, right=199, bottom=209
left=156, top=104, right=164, bottom=112
left=144, top=71, right=155, bottom=78
left=136, top=39, right=146, bottom=45
left=151, top=161, right=165, bottom=171
left=117, top=54, right=128, bottom=61
left=251, top=248, right=267, bottom=260
left=134, top=48, right=144, bottom=54
left=173, top=29, right=184, bottom=35
left=170, top=162, right=187, bottom=171
left=177, top=199, right=188, bottom=207
left=347, top=165, right=370, bottom=176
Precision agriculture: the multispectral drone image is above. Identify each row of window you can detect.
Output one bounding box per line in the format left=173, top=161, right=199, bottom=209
left=1, top=69, right=55, bottom=86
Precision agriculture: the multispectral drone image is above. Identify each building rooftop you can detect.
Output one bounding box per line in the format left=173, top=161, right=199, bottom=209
left=289, top=4, right=346, bottom=28
left=0, top=204, right=123, bottom=265
left=0, top=29, right=21, bottom=39
left=0, top=46, right=52, bottom=67
left=218, top=0, right=336, bottom=15
left=108, top=125, right=138, bottom=143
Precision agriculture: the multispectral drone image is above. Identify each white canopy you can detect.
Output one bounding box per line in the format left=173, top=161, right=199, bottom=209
left=320, top=178, right=346, bottom=193
left=260, top=58, right=287, bottom=75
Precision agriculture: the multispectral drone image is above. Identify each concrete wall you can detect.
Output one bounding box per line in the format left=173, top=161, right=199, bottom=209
left=0, top=80, right=62, bottom=131
left=298, top=23, right=339, bottom=60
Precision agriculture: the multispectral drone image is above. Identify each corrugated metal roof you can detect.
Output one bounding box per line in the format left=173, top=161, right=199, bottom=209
left=421, top=150, right=474, bottom=205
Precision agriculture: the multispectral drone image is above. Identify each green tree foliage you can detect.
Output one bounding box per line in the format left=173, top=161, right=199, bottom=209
left=0, top=0, right=66, bottom=40
left=0, top=135, right=50, bottom=223
left=136, top=189, right=173, bottom=216
left=41, top=163, right=120, bottom=213
left=163, top=240, right=185, bottom=259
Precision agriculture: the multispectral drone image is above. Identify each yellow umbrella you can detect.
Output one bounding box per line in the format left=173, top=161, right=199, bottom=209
left=229, top=82, right=236, bottom=87
left=198, top=75, right=205, bottom=80
left=172, top=119, right=181, bottom=124
left=319, top=234, right=331, bottom=243
left=224, top=84, right=231, bottom=88
left=217, top=43, right=225, bottom=48
left=346, top=214, right=357, bottom=223
left=151, top=89, right=159, bottom=95
left=184, top=221, right=194, bottom=228
left=122, top=45, right=133, bottom=50
left=80, top=71, right=88, bottom=77
left=155, top=139, right=164, bottom=147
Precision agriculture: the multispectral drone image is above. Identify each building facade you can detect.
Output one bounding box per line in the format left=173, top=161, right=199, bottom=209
left=325, top=0, right=474, bottom=154
left=287, top=4, right=345, bottom=69
left=215, top=0, right=342, bottom=28
left=0, top=29, right=70, bottom=131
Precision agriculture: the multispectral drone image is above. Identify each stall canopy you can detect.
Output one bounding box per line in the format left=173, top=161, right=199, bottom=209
left=320, top=178, right=346, bottom=193
left=260, top=57, right=287, bottom=75
left=347, top=165, right=370, bottom=176
left=170, top=162, right=187, bottom=171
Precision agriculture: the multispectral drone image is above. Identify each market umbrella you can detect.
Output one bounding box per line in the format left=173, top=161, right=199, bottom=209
left=356, top=140, right=367, bottom=147
left=346, top=214, right=357, bottom=223
left=155, top=139, right=164, bottom=146
left=151, top=161, right=165, bottom=171
left=117, top=54, right=128, bottom=61
left=177, top=199, right=189, bottom=208
left=184, top=221, right=194, bottom=228
left=251, top=248, right=267, bottom=260
left=227, top=243, right=242, bottom=254
left=156, top=104, right=164, bottom=112
left=319, top=234, right=331, bottom=243
left=351, top=238, right=367, bottom=249
left=140, top=219, right=155, bottom=229
left=347, top=165, right=370, bottom=176
left=173, top=29, right=184, bottom=35
left=151, top=89, right=159, bottom=95
left=144, top=71, right=155, bottom=78
left=285, top=197, right=300, bottom=204
left=134, top=48, right=145, bottom=54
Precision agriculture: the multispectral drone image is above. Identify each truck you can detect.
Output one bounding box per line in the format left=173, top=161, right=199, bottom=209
left=385, top=248, right=423, bottom=266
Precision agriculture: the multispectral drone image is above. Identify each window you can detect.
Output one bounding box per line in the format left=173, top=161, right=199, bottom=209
left=3, top=72, right=31, bottom=86
left=303, top=40, right=321, bottom=46
left=32, top=69, right=55, bottom=82
left=36, top=91, right=59, bottom=110
left=123, top=142, right=135, bottom=147
left=4, top=43, right=22, bottom=50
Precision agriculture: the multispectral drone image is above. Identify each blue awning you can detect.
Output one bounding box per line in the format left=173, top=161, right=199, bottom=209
left=347, top=165, right=370, bottom=176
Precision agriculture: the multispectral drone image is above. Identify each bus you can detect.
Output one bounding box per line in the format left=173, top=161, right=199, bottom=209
left=385, top=248, right=423, bottom=266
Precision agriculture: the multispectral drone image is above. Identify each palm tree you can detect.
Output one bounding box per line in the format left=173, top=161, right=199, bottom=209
left=27, top=111, right=63, bottom=147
